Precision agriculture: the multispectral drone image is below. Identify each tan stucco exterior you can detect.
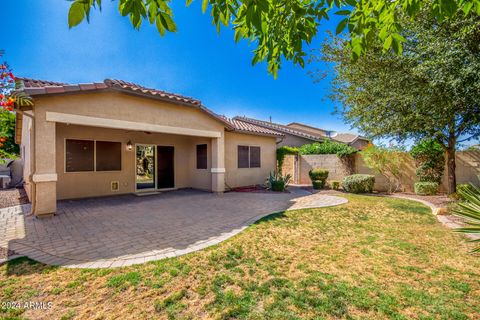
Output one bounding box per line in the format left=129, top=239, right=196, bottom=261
left=20, top=91, right=278, bottom=216
left=224, top=131, right=277, bottom=188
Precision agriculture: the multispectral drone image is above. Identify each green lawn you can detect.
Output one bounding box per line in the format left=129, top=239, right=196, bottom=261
left=1, top=195, right=479, bottom=319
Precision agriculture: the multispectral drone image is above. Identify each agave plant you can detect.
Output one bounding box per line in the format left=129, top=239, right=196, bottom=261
left=267, top=171, right=292, bottom=192
left=452, top=183, right=480, bottom=253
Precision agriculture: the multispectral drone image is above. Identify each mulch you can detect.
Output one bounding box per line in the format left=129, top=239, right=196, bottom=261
left=0, top=187, right=29, bottom=209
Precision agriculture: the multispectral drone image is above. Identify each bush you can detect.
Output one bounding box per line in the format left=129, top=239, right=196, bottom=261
left=330, top=180, right=340, bottom=190
left=309, top=169, right=329, bottom=190
left=266, top=171, right=291, bottom=192
left=360, top=145, right=409, bottom=193
left=410, top=138, right=445, bottom=184
left=298, top=141, right=356, bottom=157
left=342, top=174, right=375, bottom=193
left=276, top=146, right=299, bottom=173
left=414, top=182, right=439, bottom=195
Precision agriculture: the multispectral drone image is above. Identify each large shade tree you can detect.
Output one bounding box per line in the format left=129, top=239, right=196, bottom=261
left=67, top=0, right=480, bottom=76
left=320, top=10, right=480, bottom=193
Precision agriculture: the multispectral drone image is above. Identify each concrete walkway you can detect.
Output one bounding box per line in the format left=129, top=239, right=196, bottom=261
left=0, top=188, right=347, bottom=268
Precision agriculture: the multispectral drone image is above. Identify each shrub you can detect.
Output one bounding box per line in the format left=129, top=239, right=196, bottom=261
left=298, top=141, right=356, bottom=157
left=276, top=146, right=299, bottom=173
left=342, top=174, right=375, bottom=193
left=414, top=182, right=439, bottom=195
left=330, top=180, right=340, bottom=190
left=360, top=145, right=410, bottom=193
left=410, top=138, right=445, bottom=184
left=266, top=171, right=291, bottom=192
left=309, top=169, right=329, bottom=190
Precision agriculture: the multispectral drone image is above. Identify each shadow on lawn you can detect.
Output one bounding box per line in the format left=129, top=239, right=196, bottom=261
left=4, top=256, right=57, bottom=276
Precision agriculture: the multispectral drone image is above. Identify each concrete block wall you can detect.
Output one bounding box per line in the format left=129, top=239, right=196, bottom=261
left=281, top=151, right=480, bottom=192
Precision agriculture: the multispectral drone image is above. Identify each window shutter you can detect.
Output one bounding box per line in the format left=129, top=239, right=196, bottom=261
left=96, top=141, right=122, bottom=171
left=65, top=139, right=94, bottom=172
left=196, top=144, right=208, bottom=169
left=238, top=146, right=249, bottom=168
left=249, top=146, right=261, bottom=168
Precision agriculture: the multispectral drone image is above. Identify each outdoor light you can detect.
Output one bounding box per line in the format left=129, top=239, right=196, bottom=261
left=126, top=140, right=133, bottom=151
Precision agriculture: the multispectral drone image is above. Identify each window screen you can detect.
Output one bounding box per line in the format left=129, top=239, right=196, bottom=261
left=196, top=144, right=208, bottom=169
left=250, top=146, right=261, bottom=168
left=238, top=146, right=250, bottom=168
left=96, top=141, right=122, bottom=171
left=65, top=139, right=94, bottom=172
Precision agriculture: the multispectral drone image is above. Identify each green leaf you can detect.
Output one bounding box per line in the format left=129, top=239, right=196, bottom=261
left=160, top=12, right=177, bottom=32
left=336, top=18, right=348, bottom=35
left=186, top=0, right=194, bottom=7
left=202, top=0, right=209, bottom=13
left=383, top=35, right=393, bottom=51
left=155, top=15, right=166, bottom=36
left=68, top=1, right=86, bottom=27
left=335, top=10, right=351, bottom=16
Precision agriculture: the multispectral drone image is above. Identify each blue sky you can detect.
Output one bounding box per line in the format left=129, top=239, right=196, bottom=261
left=2, top=0, right=355, bottom=133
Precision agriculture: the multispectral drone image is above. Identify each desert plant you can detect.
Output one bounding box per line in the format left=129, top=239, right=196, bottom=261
left=411, top=138, right=445, bottom=184
left=266, top=171, right=292, bottom=192
left=330, top=180, right=340, bottom=190
left=414, top=182, right=439, bottom=196
left=360, top=145, right=409, bottom=193
left=342, top=174, right=375, bottom=193
left=309, top=169, right=329, bottom=190
left=451, top=184, right=480, bottom=252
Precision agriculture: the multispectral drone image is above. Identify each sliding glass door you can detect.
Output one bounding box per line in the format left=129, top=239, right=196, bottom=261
left=136, top=145, right=156, bottom=190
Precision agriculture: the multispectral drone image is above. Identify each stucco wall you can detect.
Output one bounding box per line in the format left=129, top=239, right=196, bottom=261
left=224, top=132, right=277, bottom=188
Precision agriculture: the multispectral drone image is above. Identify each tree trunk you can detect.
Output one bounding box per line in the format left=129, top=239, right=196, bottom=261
left=446, top=136, right=457, bottom=194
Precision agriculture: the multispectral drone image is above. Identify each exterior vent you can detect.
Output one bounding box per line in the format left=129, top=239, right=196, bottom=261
left=111, top=181, right=120, bottom=192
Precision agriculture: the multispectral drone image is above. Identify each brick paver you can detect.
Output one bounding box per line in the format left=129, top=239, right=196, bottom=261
left=0, top=188, right=347, bottom=268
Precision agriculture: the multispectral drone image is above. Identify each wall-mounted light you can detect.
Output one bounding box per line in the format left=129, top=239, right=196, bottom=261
left=126, top=140, right=133, bottom=151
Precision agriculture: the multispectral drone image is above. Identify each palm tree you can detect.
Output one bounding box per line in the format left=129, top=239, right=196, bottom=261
left=452, top=184, right=480, bottom=253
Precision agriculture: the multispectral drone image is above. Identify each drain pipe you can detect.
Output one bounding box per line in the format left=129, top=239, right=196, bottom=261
left=15, top=109, right=36, bottom=215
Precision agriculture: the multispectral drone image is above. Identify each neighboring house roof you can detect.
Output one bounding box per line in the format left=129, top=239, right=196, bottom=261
left=233, top=116, right=325, bottom=141
left=223, top=117, right=284, bottom=137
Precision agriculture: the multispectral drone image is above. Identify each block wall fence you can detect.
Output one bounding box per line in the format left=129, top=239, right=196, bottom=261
left=282, top=151, right=480, bottom=192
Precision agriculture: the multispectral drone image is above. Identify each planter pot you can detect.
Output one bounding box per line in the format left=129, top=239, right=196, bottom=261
left=312, top=180, right=325, bottom=190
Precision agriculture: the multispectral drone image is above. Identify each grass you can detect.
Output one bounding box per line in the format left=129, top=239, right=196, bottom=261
left=1, top=194, right=479, bottom=319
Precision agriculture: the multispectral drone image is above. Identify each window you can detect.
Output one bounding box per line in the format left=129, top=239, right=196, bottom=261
left=250, top=146, right=261, bottom=168
left=65, top=139, right=122, bottom=172
left=65, top=139, right=94, bottom=172
left=196, top=144, right=208, bottom=169
left=238, top=145, right=261, bottom=168
left=238, top=146, right=250, bottom=168
left=96, top=141, right=122, bottom=171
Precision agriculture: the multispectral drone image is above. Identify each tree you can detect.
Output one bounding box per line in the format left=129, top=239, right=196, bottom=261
left=320, top=10, right=480, bottom=193
left=67, top=0, right=480, bottom=77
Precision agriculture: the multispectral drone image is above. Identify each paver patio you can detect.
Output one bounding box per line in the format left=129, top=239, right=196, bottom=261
left=0, top=188, right=347, bottom=268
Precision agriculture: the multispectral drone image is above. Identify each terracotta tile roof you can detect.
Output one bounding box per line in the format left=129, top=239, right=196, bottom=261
left=233, top=116, right=325, bottom=141
left=223, top=117, right=284, bottom=137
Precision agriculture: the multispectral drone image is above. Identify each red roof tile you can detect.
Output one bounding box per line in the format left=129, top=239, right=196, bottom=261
left=223, top=118, right=284, bottom=137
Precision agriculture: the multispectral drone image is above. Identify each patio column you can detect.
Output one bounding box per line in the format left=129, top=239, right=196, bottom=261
left=32, top=108, right=57, bottom=217
left=211, top=134, right=225, bottom=193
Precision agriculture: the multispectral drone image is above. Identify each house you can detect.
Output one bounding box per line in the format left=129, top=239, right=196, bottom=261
left=15, top=78, right=283, bottom=217
left=233, top=116, right=370, bottom=150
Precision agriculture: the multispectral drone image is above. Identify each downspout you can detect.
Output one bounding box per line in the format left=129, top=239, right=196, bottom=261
left=15, top=109, right=36, bottom=215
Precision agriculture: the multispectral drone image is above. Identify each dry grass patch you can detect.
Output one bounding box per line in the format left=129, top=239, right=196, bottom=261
left=1, top=195, right=479, bottom=319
